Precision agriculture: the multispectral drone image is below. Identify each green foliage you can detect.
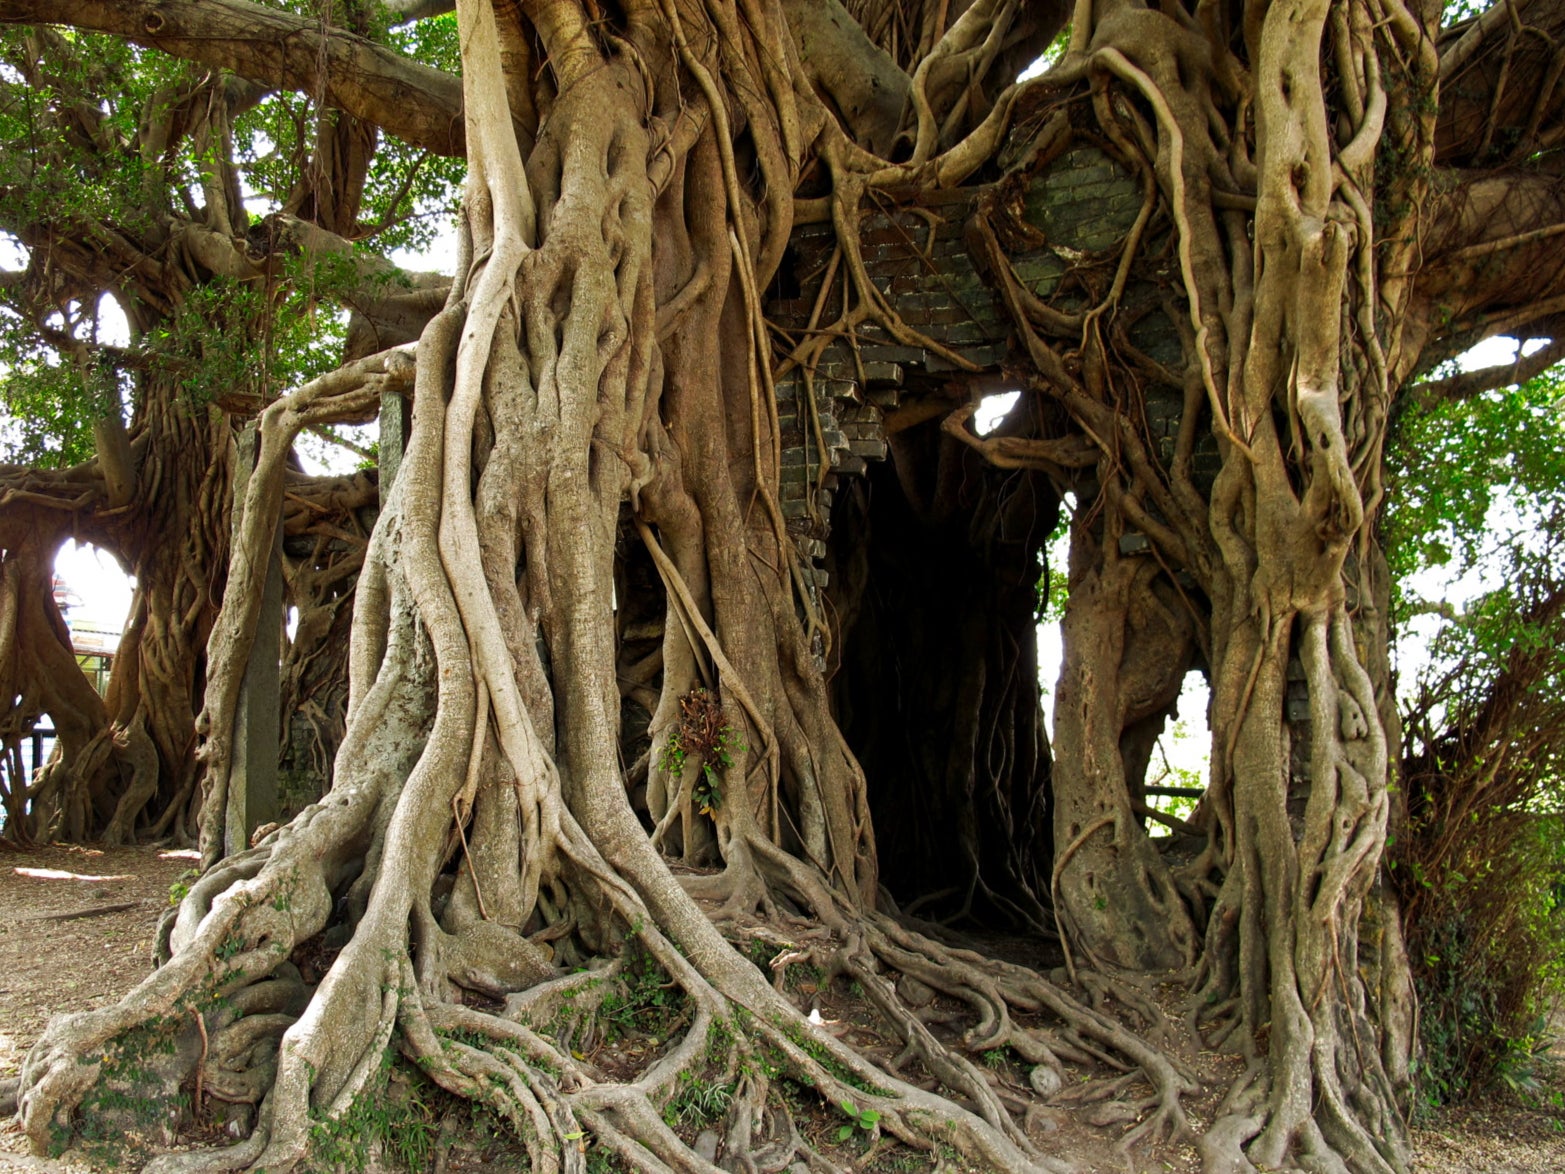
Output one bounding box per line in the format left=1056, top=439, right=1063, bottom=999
left=140, top=262, right=345, bottom=409
left=0, top=16, right=463, bottom=462
left=662, top=1071, right=734, bottom=1129
left=167, top=867, right=199, bottom=907
left=304, top=1051, right=440, bottom=1174
left=1443, top=0, right=1496, bottom=28
left=1389, top=360, right=1565, bottom=1106
left=0, top=343, right=98, bottom=466
left=1034, top=514, right=1070, bottom=625
left=1410, top=826, right=1565, bottom=1108
left=1144, top=718, right=1204, bottom=824
left=1399, top=688, right=1565, bottom=1107
left=834, top=1098, right=882, bottom=1144
left=768, top=1014, right=892, bottom=1097
left=659, top=687, right=747, bottom=815
left=1385, top=369, right=1565, bottom=615
left=598, top=944, right=685, bottom=1042
left=744, top=936, right=777, bottom=974
left=71, top=1016, right=184, bottom=1161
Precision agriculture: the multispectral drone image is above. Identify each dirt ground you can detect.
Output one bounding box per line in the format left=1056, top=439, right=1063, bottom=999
left=0, top=842, right=1559, bottom=1172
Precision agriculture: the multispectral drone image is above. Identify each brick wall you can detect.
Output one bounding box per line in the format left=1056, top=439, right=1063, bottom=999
left=766, top=146, right=1174, bottom=614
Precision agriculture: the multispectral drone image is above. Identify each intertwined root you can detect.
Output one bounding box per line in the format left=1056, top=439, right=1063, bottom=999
left=17, top=772, right=1222, bottom=1174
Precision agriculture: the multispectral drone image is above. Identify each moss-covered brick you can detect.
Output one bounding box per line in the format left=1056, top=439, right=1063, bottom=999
left=1021, top=148, right=1140, bottom=252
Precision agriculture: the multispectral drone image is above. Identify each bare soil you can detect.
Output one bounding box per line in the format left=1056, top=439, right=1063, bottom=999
left=0, top=842, right=1558, bottom=1172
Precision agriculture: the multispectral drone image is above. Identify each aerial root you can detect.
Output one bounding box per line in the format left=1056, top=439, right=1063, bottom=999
left=23, top=797, right=1201, bottom=1174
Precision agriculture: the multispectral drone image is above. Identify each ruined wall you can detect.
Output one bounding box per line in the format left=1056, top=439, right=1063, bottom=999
left=765, top=147, right=1205, bottom=603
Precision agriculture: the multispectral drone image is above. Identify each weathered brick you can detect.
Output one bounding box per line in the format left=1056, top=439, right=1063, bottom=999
left=897, top=292, right=957, bottom=313
left=927, top=342, right=1009, bottom=371
left=936, top=320, right=1005, bottom=346
left=858, top=361, right=903, bottom=385
left=868, top=255, right=926, bottom=279
left=861, top=223, right=908, bottom=248
left=906, top=304, right=981, bottom=327
left=868, top=240, right=920, bottom=261
left=848, top=439, right=888, bottom=460
left=798, top=377, right=853, bottom=399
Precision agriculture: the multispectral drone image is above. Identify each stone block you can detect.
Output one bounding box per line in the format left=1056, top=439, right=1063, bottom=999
left=927, top=342, right=1009, bottom=371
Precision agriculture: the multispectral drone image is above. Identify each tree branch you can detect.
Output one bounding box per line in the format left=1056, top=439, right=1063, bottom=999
left=1403, top=168, right=1565, bottom=379
left=0, top=0, right=466, bottom=156
left=1436, top=0, right=1565, bottom=165
left=1409, top=336, right=1565, bottom=407
left=381, top=0, right=456, bottom=19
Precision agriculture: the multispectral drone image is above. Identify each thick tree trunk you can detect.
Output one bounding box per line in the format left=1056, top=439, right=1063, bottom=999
left=0, top=394, right=228, bottom=845
left=83, top=395, right=229, bottom=844
left=15, top=6, right=1206, bottom=1171
left=0, top=532, right=113, bottom=841
left=1051, top=517, right=1198, bottom=971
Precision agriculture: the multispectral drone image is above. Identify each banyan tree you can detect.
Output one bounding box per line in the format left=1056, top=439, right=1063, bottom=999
left=5, top=0, right=1565, bottom=1171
